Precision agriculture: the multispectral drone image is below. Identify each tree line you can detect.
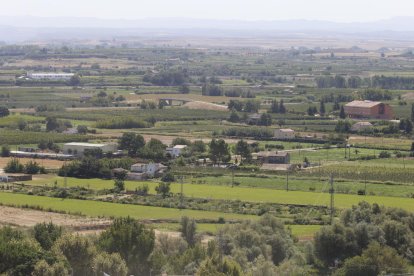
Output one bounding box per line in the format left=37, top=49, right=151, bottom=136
left=316, top=74, right=414, bottom=90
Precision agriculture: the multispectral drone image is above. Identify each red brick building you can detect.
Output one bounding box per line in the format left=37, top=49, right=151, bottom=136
left=344, top=100, right=394, bottom=120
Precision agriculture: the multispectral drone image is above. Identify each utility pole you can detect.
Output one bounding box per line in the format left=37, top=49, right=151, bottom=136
left=318, top=159, right=321, bottom=181
left=180, top=176, right=184, bottom=210
left=286, top=169, right=289, bottom=191
left=364, top=174, right=367, bottom=195
left=232, top=165, right=235, bottom=187
left=64, top=161, right=67, bottom=188
left=329, top=174, right=334, bottom=224
left=344, top=143, right=347, bottom=159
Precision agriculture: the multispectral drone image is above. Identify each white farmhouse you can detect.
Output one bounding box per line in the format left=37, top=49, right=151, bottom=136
left=63, top=142, right=117, bottom=157
left=166, top=145, right=188, bottom=158
left=130, top=163, right=166, bottom=178
left=27, top=72, right=75, bottom=80
left=274, top=128, right=295, bottom=139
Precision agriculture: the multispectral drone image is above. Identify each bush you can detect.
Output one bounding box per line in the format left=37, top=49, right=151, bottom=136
left=161, top=172, right=175, bottom=182
left=0, top=106, right=9, bottom=117
left=155, top=182, right=171, bottom=198
left=4, top=158, right=24, bottom=173
left=24, top=161, right=42, bottom=174
left=1, top=145, right=10, bottom=157
left=379, top=151, right=391, bottom=158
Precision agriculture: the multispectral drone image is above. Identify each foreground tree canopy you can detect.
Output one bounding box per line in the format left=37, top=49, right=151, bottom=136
left=0, top=203, right=414, bottom=275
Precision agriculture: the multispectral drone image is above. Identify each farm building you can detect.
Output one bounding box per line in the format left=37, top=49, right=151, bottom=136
left=166, top=145, right=188, bottom=158
left=18, top=147, right=36, bottom=152
left=130, top=163, right=167, bottom=178
left=63, top=142, right=117, bottom=157
left=0, top=173, right=32, bottom=183
left=344, top=100, right=394, bottom=120
left=256, top=151, right=290, bottom=164
left=274, top=128, right=295, bottom=139
left=247, top=113, right=262, bottom=124
left=351, top=122, right=373, bottom=132
left=27, top=72, right=74, bottom=80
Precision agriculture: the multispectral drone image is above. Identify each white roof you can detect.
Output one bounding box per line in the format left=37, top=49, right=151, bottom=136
left=345, top=100, right=382, bottom=108
left=173, top=145, right=187, bottom=149
left=353, top=122, right=372, bottom=126
left=276, top=128, right=294, bottom=132
left=29, top=73, right=74, bottom=76
left=64, top=142, right=107, bottom=147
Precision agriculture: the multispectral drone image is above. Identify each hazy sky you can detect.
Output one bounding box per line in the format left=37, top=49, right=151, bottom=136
left=2, top=0, right=414, bottom=22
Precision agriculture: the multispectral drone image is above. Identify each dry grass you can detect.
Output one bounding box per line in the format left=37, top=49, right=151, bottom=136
left=0, top=157, right=65, bottom=169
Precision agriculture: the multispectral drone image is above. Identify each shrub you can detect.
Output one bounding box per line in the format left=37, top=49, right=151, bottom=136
left=4, top=158, right=24, bottom=173
left=379, top=151, right=391, bottom=158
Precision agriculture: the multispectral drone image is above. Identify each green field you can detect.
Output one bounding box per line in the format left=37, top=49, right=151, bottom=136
left=289, top=224, right=322, bottom=238
left=0, top=192, right=256, bottom=222
left=23, top=176, right=414, bottom=211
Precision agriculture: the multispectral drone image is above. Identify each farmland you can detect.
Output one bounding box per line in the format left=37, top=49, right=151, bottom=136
left=2, top=32, right=414, bottom=275
left=19, top=176, right=414, bottom=210
left=0, top=192, right=255, bottom=222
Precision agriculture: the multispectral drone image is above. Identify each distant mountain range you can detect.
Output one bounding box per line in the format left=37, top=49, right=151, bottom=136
left=3, top=16, right=414, bottom=42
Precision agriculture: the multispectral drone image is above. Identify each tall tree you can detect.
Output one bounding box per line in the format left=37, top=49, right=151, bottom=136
left=33, top=222, right=63, bottom=250
left=339, top=105, right=346, bottom=119
left=140, top=138, right=166, bottom=161
left=320, top=100, right=326, bottom=115
left=235, top=139, right=251, bottom=163
left=411, top=103, right=414, bottom=121
left=0, top=106, right=9, bottom=117
left=98, top=217, right=155, bottom=275
left=259, top=113, right=272, bottom=126
left=279, top=100, right=286, bottom=114
left=46, top=117, right=60, bottom=132
left=53, top=234, right=96, bottom=276
left=209, top=139, right=231, bottom=165
left=180, top=216, right=197, bottom=247
left=118, top=132, right=145, bottom=156
left=270, top=100, right=279, bottom=113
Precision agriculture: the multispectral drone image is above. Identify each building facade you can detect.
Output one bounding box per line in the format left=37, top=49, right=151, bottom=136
left=63, top=142, right=117, bottom=157
left=256, top=151, right=290, bottom=164
left=166, top=145, right=187, bottom=158
left=344, top=100, right=394, bottom=120
left=27, top=72, right=75, bottom=80
left=274, top=129, right=295, bottom=139
left=130, top=163, right=166, bottom=178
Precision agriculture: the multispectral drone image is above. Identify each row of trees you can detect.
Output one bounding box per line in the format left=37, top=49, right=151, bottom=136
left=228, top=99, right=260, bottom=113
left=3, top=158, right=45, bottom=174
left=316, top=74, right=414, bottom=90
left=2, top=199, right=413, bottom=274
left=314, top=202, right=413, bottom=274
left=0, top=215, right=308, bottom=275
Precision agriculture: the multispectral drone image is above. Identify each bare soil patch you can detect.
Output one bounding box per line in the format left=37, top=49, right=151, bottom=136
left=0, top=206, right=211, bottom=241
left=0, top=205, right=110, bottom=230
left=182, top=101, right=228, bottom=111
